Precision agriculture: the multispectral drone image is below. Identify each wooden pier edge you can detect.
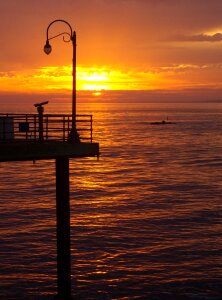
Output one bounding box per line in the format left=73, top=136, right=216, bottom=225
left=0, top=141, right=99, bottom=162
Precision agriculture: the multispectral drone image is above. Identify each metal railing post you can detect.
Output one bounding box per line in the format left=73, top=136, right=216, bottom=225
left=90, top=115, right=93, bottom=143
left=0, top=113, right=94, bottom=142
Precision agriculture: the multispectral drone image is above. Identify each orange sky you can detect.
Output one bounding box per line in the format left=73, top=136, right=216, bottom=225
left=1, top=1, right=222, bottom=98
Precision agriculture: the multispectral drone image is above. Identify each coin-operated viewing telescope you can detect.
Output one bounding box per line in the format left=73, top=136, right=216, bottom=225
left=34, top=101, right=49, bottom=141
left=34, top=101, right=49, bottom=113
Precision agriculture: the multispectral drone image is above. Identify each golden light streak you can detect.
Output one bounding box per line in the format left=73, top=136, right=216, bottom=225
left=1, top=64, right=221, bottom=94
left=92, top=91, right=102, bottom=96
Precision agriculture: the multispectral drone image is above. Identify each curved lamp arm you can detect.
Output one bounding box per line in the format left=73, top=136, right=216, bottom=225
left=44, top=19, right=73, bottom=54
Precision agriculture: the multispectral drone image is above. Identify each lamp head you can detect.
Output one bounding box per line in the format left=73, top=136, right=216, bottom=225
left=44, top=40, right=52, bottom=55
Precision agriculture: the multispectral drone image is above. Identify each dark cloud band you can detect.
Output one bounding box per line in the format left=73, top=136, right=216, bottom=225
left=174, top=33, right=222, bottom=42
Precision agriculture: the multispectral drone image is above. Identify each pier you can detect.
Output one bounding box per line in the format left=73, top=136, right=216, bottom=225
left=0, top=111, right=99, bottom=299
left=0, top=18, right=101, bottom=299
left=0, top=112, right=98, bottom=161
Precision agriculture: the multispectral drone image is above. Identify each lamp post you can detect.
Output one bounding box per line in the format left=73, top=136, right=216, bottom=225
left=44, top=19, right=80, bottom=143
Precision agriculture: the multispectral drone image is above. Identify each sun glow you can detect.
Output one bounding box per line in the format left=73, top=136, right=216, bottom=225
left=78, top=69, right=111, bottom=91
left=1, top=63, right=216, bottom=94
left=92, top=91, right=102, bottom=96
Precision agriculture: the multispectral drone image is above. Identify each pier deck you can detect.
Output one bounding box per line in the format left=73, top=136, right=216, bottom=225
left=0, top=113, right=99, bottom=162
left=0, top=140, right=99, bottom=162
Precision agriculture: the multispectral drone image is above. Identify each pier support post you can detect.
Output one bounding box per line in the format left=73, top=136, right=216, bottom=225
left=55, top=156, right=72, bottom=299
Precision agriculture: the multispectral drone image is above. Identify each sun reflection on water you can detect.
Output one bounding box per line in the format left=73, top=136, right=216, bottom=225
left=0, top=101, right=222, bottom=299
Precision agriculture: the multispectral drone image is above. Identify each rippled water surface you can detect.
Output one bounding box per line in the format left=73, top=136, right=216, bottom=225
left=0, top=97, right=222, bottom=299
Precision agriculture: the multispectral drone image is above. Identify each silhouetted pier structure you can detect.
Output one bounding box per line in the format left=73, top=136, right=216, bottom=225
left=0, top=110, right=99, bottom=299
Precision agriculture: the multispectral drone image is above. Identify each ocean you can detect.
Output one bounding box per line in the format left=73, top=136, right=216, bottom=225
left=0, top=94, right=222, bottom=299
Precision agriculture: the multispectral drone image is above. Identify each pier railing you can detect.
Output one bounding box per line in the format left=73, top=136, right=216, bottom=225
left=0, top=114, right=93, bottom=142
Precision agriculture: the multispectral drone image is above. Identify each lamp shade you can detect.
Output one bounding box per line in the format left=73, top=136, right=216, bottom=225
left=44, top=40, right=52, bottom=54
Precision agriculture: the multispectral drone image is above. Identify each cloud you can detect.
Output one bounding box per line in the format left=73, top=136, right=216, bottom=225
left=173, top=32, right=222, bottom=42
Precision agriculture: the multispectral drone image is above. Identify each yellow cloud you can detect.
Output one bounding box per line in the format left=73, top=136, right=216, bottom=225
left=1, top=63, right=221, bottom=93
left=0, top=65, right=150, bottom=92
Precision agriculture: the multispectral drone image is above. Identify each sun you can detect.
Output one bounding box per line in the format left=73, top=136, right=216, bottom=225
left=78, top=69, right=111, bottom=91
left=92, top=91, right=102, bottom=96
left=82, top=83, right=108, bottom=91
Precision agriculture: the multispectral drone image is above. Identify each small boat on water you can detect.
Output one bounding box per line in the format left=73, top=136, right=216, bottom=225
left=150, top=120, right=176, bottom=125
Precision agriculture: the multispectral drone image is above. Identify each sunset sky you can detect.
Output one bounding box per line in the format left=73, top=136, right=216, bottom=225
left=1, top=0, right=222, bottom=100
